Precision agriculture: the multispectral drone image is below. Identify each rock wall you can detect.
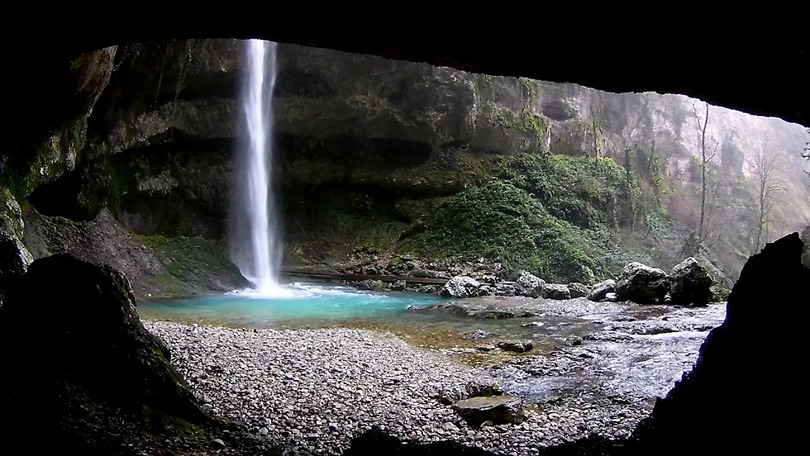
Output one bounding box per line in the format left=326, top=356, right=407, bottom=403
left=9, top=39, right=810, bottom=294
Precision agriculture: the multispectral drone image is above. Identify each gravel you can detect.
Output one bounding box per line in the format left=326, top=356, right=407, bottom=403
left=145, top=321, right=650, bottom=455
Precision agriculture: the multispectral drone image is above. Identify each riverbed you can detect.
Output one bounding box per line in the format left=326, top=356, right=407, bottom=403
left=141, top=291, right=725, bottom=455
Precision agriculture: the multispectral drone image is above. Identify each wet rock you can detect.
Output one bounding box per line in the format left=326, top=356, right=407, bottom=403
left=355, top=279, right=385, bottom=291
left=436, top=387, right=467, bottom=405
left=452, top=396, right=525, bottom=426
left=616, top=262, right=670, bottom=304
left=521, top=321, right=544, bottom=327
left=542, top=284, right=571, bottom=300
left=668, top=257, right=712, bottom=306
left=568, top=282, right=591, bottom=298
left=497, top=340, right=534, bottom=353
left=465, top=380, right=503, bottom=397
left=588, top=279, right=616, bottom=301
left=441, top=276, right=481, bottom=298
left=463, top=329, right=496, bottom=340
left=390, top=280, right=406, bottom=291
left=494, top=283, right=516, bottom=296
left=514, top=272, right=545, bottom=298
left=477, top=284, right=496, bottom=296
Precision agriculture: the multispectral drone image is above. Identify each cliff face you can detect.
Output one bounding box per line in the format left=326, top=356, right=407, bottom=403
left=9, top=39, right=810, bottom=295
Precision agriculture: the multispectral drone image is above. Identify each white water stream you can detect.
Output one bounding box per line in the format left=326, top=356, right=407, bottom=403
left=230, top=39, right=285, bottom=296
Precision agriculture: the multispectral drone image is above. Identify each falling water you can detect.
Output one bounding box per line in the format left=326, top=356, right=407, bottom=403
left=230, top=39, right=284, bottom=296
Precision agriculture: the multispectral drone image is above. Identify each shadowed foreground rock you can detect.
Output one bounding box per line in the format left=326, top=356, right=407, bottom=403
left=624, top=232, right=809, bottom=454
left=0, top=254, right=278, bottom=455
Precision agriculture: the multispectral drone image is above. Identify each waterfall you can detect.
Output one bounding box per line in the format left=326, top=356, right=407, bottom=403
left=230, top=39, right=284, bottom=296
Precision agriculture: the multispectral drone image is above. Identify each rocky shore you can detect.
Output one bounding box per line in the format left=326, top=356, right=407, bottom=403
left=144, top=320, right=688, bottom=455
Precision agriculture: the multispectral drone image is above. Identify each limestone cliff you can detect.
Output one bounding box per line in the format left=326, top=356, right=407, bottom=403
left=10, top=39, right=810, bottom=295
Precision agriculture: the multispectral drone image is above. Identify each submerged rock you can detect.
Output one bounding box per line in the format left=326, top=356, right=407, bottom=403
left=668, top=257, right=713, bottom=306
left=514, top=271, right=545, bottom=298
left=452, top=395, right=525, bottom=426
left=616, top=262, right=670, bottom=304
left=497, top=340, right=534, bottom=353
left=441, top=275, right=481, bottom=298
left=588, top=279, right=616, bottom=302
left=463, top=329, right=496, bottom=340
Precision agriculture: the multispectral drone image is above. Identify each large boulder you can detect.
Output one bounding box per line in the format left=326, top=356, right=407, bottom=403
left=514, top=271, right=545, bottom=298
left=452, top=395, right=525, bottom=426
left=628, top=233, right=810, bottom=455
left=542, top=283, right=571, bottom=300
left=0, top=254, right=208, bottom=450
left=0, top=232, right=33, bottom=296
left=0, top=191, right=33, bottom=297
left=588, top=279, right=616, bottom=301
left=669, top=257, right=713, bottom=305
left=616, top=262, right=670, bottom=304
left=440, top=275, right=481, bottom=298
left=568, top=282, right=590, bottom=298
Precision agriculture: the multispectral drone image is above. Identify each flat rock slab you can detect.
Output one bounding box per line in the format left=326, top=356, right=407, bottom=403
left=452, top=395, right=525, bottom=426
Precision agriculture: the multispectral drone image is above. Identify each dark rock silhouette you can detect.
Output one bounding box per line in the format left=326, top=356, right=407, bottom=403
left=626, top=232, right=808, bottom=454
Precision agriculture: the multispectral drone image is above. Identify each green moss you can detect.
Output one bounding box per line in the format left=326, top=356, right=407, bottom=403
left=403, top=179, right=596, bottom=283
left=501, top=154, right=633, bottom=229
left=490, top=106, right=548, bottom=145
left=133, top=234, right=242, bottom=296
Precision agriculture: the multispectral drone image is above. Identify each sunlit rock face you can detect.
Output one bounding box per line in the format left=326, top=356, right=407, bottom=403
left=627, top=232, right=809, bottom=455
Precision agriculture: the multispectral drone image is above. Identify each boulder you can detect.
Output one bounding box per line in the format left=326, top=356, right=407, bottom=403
left=440, top=275, right=481, bottom=298
left=588, top=279, right=616, bottom=301
left=355, top=279, right=385, bottom=291
left=0, top=191, right=33, bottom=297
left=497, top=340, right=534, bottom=353
left=616, top=262, right=670, bottom=304
left=669, top=257, right=713, bottom=305
left=568, top=282, right=590, bottom=298
left=514, top=271, right=545, bottom=298
left=0, top=254, right=208, bottom=450
left=494, top=282, right=516, bottom=296
left=465, top=380, right=503, bottom=397
left=0, top=232, right=33, bottom=296
left=452, top=395, right=525, bottom=426
left=542, top=283, right=571, bottom=300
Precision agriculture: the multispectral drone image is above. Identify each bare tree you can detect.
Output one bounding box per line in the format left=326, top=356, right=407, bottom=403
left=690, top=101, right=718, bottom=255
left=752, top=144, right=783, bottom=253
left=802, top=128, right=810, bottom=175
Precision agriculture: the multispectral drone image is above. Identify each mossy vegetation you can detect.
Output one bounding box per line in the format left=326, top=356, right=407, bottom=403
left=400, top=179, right=596, bottom=283
left=134, top=233, right=246, bottom=298
left=490, top=106, right=549, bottom=144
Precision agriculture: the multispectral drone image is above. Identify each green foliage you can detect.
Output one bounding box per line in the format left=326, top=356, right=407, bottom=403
left=490, top=106, right=548, bottom=144
left=501, top=154, right=631, bottom=229
left=406, top=179, right=595, bottom=283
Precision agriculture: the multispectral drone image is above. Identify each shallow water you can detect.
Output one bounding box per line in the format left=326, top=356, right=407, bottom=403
left=138, top=282, right=447, bottom=328
left=140, top=284, right=727, bottom=413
